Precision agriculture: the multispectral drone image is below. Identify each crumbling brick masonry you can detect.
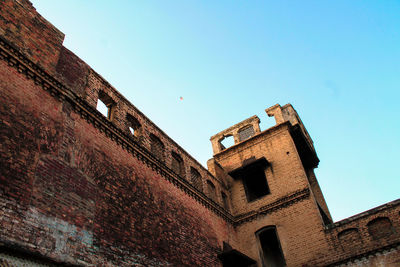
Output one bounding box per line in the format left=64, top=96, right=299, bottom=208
left=0, top=1, right=399, bottom=266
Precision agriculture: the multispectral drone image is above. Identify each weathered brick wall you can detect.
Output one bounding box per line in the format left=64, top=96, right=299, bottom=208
left=211, top=121, right=335, bottom=266
left=211, top=111, right=400, bottom=266
left=55, top=46, right=90, bottom=97
left=213, top=123, right=310, bottom=216
left=0, top=52, right=235, bottom=265
left=0, top=2, right=236, bottom=265
left=83, top=68, right=230, bottom=210
left=323, top=200, right=400, bottom=266
left=1, top=1, right=400, bottom=266
left=305, top=167, right=332, bottom=221
left=0, top=0, right=64, bottom=72
left=234, top=199, right=334, bottom=266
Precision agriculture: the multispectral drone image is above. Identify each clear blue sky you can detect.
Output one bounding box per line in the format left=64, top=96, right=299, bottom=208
left=31, top=0, right=400, bottom=222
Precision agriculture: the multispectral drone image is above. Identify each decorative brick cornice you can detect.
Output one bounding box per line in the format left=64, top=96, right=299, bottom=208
left=0, top=37, right=311, bottom=227
left=89, top=69, right=225, bottom=189
left=234, top=188, right=310, bottom=226
left=0, top=37, right=234, bottom=224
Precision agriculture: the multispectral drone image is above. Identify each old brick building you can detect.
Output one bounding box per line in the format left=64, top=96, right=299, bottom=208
left=0, top=0, right=399, bottom=266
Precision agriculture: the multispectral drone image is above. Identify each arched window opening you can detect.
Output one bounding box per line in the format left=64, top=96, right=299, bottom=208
left=190, top=167, right=203, bottom=192
left=150, top=134, right=165, bottom=161
left=96, top=98, right=108, bottom=117
left=219, top=135, right=234, bottom=150
left=96, top=91, right=115, bottom=120
left=238, top=125, right=255, bottom=142
left=221, top=191, right=229, bottom=211
left=126, top=114, right=141, bottom=137
left=171, top=152, right=184, bottom=177
left=256, top=226, right=286, bottom=267
left=367, top=217, right=394, bottom=239
left=207, top=180, right=217, bottom=202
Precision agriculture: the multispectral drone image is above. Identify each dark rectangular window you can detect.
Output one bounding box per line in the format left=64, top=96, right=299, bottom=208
left=242, top=164, right=270, bottom=202
left=228, top=158, right=270, bottom=203
left=257, top=227, right=286, bottom=267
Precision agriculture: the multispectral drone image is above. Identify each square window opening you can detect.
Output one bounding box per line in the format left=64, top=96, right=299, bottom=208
left=219, top=135, right=234, bottom=150
left=96, top=98, right=109, bottom=118
left=97, top=91, right=115, bottom=120
left=242, top=166, right=270, bottom=202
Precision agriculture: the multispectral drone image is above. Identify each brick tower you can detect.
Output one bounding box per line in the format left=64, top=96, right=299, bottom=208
left=208, top=104, right=333, bottom=266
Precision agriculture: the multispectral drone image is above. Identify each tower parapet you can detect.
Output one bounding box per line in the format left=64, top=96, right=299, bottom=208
left=210, top=115, right=261, bottom=154
left=266, top=103, right=315, bottom=152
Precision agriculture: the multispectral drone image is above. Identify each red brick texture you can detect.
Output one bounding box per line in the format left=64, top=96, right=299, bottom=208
left=0, top=1, right=399, bottom=266
left=0, top=56, right=232, bottom=265
left=0, top=0, right=64, bottom=72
